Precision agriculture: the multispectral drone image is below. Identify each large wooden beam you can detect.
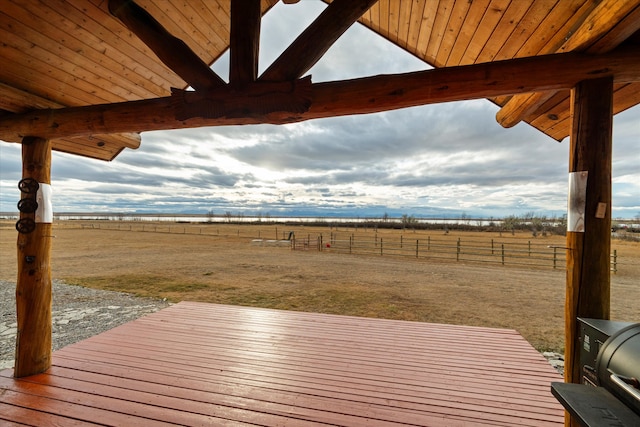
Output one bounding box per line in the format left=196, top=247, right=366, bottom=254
left=259, top=0, right=378, bottom=81
left=496, top=1, right=640, bottom=128
left=108, top=0, right=225, bottom=91
left=229, top=0, right=261, bottom=88
left=0, top=47, right=638, bottom=142
left=565, top=77, right=613, bottom=425
left=14, top=136, right=53, bottom=378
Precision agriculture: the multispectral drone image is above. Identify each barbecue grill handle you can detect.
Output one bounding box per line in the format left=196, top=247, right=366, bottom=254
left=610, top=373, right=640, bottom=405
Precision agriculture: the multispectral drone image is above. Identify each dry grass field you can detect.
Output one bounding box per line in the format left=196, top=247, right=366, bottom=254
left=1, top=219, right=638, bottom=353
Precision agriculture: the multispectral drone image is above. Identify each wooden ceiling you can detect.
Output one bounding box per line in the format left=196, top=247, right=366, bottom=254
left=0, top=0, right=638, bottom=160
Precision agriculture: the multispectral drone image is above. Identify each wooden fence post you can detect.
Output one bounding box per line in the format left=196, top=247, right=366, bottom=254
left=15, top=137, right=52, bottom=378
left=611, top=249, right=617, bottom=274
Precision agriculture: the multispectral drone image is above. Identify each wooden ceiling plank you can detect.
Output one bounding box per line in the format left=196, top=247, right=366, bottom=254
left=152, top=1, right=228, bottom=62
left=538, top=1, right=600, bottom=55
left=0, top=21, right=158, bottom=104
left=201, top=0, right=234, bottom=59
left=185, top=1, right=231, bottom=62
left=416, top=0, right=441, bottom=61
left=0, top=84, right=64, bottom=114
left=137, top=1, right=226, bottom=69
left=100, top=135, right=140, bottom=150
left=492, top=0, right=559, bottom=60
left=377, top=0, right=390, bottom=38
left=515, top=0, right=591, bottom=57
left=397, top=0, right=413, bottom=50
left=445, top=0, right=491, bottom=66
left=498, top=0, right=640, bottom=128
left=588, top=5, right=640, bottom=52
left=259, top=0, right=378, bottom=82
left=611, top=82, right=640, bottom=114
left=403, top=0, right=426, bottom=54
left=435, top=0, right=472, bottom=67
left=426, top=0, right=455, bottom=67
left=53, top=132, right=141, bottom=156
left=204, top=0, right=231, bottom=36
left=458, top=0, right=511, bottom=66
left=0, top=3, right=170, bottom=101
left=474, top=0, right=533, bottom=64
left=52, top=138, right=125, bottom=161
left=80, top=0, right=187, bottom=89
left=2, top=47, right=637, bottom=143
left=388, top=0, right=401, bottom=44
left=531, top=83, right=640, bottom=141
left=0, top=50, right=118, bottom=106
left=229, top=0, right=261, bottom=87
left=108, top=0, right=225, bottom=91
left=526, top=84, right=638, bottom=142
left=557, top=0, right=640, bottom=53
left=357, top=2, right=379, bottom=34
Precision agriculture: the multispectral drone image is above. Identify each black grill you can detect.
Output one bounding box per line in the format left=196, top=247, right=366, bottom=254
left=552, top=318, right=640, bottom=426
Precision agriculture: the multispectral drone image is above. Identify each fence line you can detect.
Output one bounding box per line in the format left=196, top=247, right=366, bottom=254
left=64, top=221, right=624, bottom=272
left=294, top=232, right=625, bottom=272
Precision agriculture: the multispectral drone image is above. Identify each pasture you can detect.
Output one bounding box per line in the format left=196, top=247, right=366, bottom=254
left=1, top=219, right=638, bottom=352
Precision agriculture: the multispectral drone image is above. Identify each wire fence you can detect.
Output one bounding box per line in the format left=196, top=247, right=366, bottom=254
left=64, top=221, right=627, bottom=272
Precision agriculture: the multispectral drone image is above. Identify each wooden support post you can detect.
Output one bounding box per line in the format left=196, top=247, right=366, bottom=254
left=565, top=77, right=613, bottom=426
left=15, top=137, right=53, bottom=378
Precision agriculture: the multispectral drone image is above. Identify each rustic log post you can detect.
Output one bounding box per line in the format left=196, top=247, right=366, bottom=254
left=565, top=77, right=613, bottom=426
left=15, top=137, right=53, bottom=378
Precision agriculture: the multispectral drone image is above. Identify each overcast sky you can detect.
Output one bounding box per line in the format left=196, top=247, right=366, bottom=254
left=0, top=1, right=638, bottom=219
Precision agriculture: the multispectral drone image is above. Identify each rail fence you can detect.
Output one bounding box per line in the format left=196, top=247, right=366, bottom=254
left=292, top=232, right=623, bottom=272
left=66, top=221, right=625, bottom=272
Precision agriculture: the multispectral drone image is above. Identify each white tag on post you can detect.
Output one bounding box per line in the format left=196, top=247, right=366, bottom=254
left=567, top=171, right=587, bottom=233
left=35, top=183, right=53, bottom=223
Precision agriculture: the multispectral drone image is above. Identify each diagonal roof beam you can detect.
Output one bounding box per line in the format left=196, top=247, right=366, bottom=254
left=229, top=0, right=261, bottom=88
left=259, top=0, right=379, bottom=81
left=496, top=0, right=640, bottom=128
left=108, top=0, right=225, bottom=91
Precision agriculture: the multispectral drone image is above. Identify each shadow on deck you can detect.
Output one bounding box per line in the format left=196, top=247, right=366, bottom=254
left=0, top=302, right=564, bottom=426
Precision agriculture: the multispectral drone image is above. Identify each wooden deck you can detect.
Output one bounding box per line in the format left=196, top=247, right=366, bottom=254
left=0, top=302, right=564, bottom=426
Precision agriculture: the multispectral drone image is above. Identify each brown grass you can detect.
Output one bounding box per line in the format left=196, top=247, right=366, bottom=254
left=1, top=220, right=638, bottom=353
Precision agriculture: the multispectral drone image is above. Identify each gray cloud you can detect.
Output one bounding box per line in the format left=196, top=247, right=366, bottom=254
left=0, top=1, right=637, bottom=218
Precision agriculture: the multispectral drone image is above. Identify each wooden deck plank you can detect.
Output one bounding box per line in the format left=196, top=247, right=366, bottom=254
left=0, top=301, right=564, bottom=426
left=53, top=335, right=560, bottom=396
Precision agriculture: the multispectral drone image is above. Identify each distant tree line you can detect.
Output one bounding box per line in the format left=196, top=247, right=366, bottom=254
left=204, top=210, right=569, bottom=236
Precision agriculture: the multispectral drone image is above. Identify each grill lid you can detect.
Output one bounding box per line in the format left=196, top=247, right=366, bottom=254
left=596, top=323, right=640, bottom=415
left=551, top=321, right=640, bottom=426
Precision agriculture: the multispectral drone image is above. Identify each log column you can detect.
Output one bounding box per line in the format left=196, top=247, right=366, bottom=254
left=14, top=136, right=53, bottom=378
left=565, top=77, right=613, bottom=425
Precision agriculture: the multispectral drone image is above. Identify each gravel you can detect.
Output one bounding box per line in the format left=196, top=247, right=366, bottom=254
left=0, top=279, right=171, bottom=370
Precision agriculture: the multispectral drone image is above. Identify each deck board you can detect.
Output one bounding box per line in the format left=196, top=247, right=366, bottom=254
left=0, top=301, right=564, bottom=426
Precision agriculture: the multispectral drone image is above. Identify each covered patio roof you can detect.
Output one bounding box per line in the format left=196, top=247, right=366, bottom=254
left=0, top=0, right=638, bottom=160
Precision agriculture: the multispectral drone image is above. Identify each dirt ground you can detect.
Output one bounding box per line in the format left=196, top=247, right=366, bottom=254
left=1, top=220, right=638, bottom=352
